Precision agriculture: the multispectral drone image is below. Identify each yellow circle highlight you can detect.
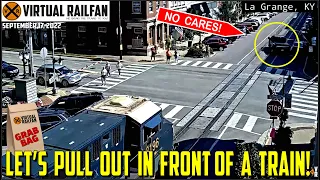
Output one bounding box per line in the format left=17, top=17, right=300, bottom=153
left=254, top=22, right=300, bottom=68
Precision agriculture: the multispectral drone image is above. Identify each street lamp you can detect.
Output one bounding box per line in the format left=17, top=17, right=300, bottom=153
left=19, top=51, right=30, bottom=78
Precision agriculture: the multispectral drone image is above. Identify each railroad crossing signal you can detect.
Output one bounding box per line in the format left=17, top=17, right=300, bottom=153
left=267, top=100, right=283, bottom=117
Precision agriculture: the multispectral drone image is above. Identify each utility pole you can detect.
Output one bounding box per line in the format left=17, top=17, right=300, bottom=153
left=118, top=1, right=123, bottom=60
left=51, top=29, right=57, bottom=95
left=28, top=30, right=34, bottom=77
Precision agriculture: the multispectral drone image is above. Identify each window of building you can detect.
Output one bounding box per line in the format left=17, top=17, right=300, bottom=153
left=132, top=1, right=141, bottom=14
left=149, top=1, right=153, bottom=12
left=4, top=30, right=9, bottom=39
left=156, top=1, right=160, bottom=10
left=112, top=126, right=121, bottom=146
left=77, top=26, right=86, bottom=46
left=134, top=27, right=143, bottom=34
left=97, top=27, right=107, bottom=47
left=54, top=25, right=66, bottom=44
left=162, top=1, right=166, bottom=7
left=19, top=31, right=24, bottom=42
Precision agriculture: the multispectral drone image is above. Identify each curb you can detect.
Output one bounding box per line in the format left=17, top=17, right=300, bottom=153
left=257, top=123, right=316, bottom=146
left=138, top=59, right=164, bottom=62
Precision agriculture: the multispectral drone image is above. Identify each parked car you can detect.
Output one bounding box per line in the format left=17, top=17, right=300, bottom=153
left=204, top=37, right=228, bottom=51
left=241, top=21, right=259, bottom=30
left=43, top=92, right=105, bottom=115
left=235, top=24, right=251, bottom=34
left=203, top=35, right=233, bottom=45
left=268, top=35, right=291, bottom=53
left=256, top=13, right=270, bottom=21
left=249, top=17, right=263, bottom=24
left=2, top=108, right=70, bottom=146
left=2, top=61, right=19, bottom=78
left=244, top=18, right=261, bottom=26
left=36, top=64, right=82, bottom=87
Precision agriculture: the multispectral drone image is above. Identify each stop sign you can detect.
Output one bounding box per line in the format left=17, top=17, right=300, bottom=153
left=267, top=100, right=283, bottom=117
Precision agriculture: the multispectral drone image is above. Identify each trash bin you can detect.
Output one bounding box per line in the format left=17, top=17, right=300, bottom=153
left=188, top=40, right=192, bottom=47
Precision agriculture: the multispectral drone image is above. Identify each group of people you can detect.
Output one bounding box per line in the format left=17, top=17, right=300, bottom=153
left=101, top=61, right=123, bottom=86
left=151, top=46, right=179, bottom=64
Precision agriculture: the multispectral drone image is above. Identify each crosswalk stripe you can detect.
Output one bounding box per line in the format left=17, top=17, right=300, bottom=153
left=222, top=63, right=233, bottom=70
left=171, top=60, right=183, bottom=65
left=292, top=87, right=318, bottom=94
left=191, top=61, right=203, bottom=66
left=226, top=113, right=242, bottom=128
left=118, top=73, right=134, bottom=77
left=292, top=98, right=318, bottom=105
left=243, top=116, right=258, bottom=132
left=265, top=67, right=273, bottom=73
left=77, top=86, right=106, bottom=92
left=181, top=61, right=193, bottom=66
left=130, top=64, right=154, bottom=67
left=120, top=70, right=139, bottom=74
left=202, top=62, right=213, bottom=67
left=212, top=63, right=223, bottom=69
left=293, top=85, right=318, bottom=91
left=292, top=102, right=318, bottom=109
left=289, top=112, right=316, bottom=120
left=122, top=67, right=146, bottom=72
left=80, top=73, right=89, bottom=78
left=275, top=69, right=283, bottom=75
left=164, top=105, right=184, bottom=119
left=291, top=107, right=317, bottom=114
left=159, top=103, right=170, bottom=110
left=291, top=93, right=318, bottom=100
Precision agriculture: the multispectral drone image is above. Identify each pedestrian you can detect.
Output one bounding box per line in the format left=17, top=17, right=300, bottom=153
left=116, top=61, right=123, bottom=76
left=243, top=26, right=247, bottom=36
left=105, top=61, right=111, bottom=77
left=101, top=67, right=107, bottom=86
left=166, top=49, right=172, bottom=64
left=151, top=46, right=156, bottom=62
left=174, top=49, right=178, bottom=63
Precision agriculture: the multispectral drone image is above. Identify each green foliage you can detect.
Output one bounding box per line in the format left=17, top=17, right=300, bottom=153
left=272, top=126, right=293, bottom=148
left=214, top=1, right=239, bottom=22
left=235, top=142, right=274, bottom=179
left=165, top=37, right=172, bottom=49
left=185, top=47, right=204, bottom=58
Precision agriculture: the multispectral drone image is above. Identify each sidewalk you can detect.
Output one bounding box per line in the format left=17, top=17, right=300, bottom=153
left=257, top=123, right=317, bottom=145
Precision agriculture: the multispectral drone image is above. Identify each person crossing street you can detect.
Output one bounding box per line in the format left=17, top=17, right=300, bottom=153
left=116, top=61, right=123, bottom=76
left=101, top=67, right=107, bottom=86
left=105, top=61, right=111, bottom=77
left=166, top=49, right=172, bottom=64
left=174, top=49, right=178, bottom=63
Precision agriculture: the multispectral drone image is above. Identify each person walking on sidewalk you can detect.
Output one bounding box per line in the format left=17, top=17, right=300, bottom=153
left=151, top=46, right=156, bottom=62
left=166, top=48, right=172, bottom=64
left=174, top=49, right=178, bottom=63
left=105, top=61, right=111, bottom=77
left=116, top=61, right=123, bottom=76
left=101, top=67, right=107, bottom=86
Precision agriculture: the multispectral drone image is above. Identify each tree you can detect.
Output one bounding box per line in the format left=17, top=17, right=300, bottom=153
left=213, top=1, right=239, bottom=23
left=272, top=126, right=294, bottom=148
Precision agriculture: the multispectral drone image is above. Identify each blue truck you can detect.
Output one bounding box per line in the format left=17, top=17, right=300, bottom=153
left=2, top=95, right=174, bottom=179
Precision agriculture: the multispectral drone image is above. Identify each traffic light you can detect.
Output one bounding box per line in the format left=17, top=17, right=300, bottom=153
left=280, top=109, right=288, bottom=121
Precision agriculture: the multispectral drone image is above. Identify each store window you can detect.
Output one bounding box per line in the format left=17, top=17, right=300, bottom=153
left=98, top=27, right=107, bottom=47
left=132, top=1, right=141, bottom=14
left=77, top=26, right=86, bottom=46
left=149, top=1, right=153, bottom=12
left=54, top=25, right=66, bottom=45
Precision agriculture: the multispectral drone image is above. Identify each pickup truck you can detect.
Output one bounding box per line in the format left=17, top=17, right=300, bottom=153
left=268, top=36, right=291, bottom=53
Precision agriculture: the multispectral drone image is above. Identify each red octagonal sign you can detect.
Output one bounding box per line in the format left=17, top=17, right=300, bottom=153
left=267, top=100, right=283, bottom=117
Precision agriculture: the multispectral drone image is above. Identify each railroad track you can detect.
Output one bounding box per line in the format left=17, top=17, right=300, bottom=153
left=173, top=12, right=306, bottom=155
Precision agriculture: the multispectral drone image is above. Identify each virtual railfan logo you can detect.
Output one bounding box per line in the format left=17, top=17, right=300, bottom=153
left=13, top=115, right=37, bottom=125
left=1, top=1, right=110, bottom=22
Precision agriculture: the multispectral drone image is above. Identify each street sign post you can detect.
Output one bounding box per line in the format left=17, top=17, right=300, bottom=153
left=284, top=94, right=292, bottom=108
left=267, top=100, right=283, bottom=117
left=40, top=47, right=48, bottom=88
left=267, top=94, right=283, bottom=100
left=116, top=26, right=122, bottom=35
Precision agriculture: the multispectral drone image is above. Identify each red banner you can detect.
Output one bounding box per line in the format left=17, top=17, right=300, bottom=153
left=157, top=7, right=244, bottom=37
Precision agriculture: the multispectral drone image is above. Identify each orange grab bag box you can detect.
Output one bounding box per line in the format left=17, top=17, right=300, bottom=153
left=6, top=103, right=44, bottom=153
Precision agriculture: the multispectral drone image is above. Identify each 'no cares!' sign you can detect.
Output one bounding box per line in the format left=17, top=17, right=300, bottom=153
left=157, top=7, right=244, bottom=37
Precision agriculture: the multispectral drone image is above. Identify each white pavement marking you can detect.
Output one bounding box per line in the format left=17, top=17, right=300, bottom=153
left=291, top=93, right=318, bottom=101
left=181, top=61, right=193, bottom=66
left=293, top=85, right=317, bottom=91
left=77, top=86, right=106, bottom=92
left=171, top=60, right=183, bottom=65
left=292, top=98, right=318, bottom=105
left=191, top=61, right=203, bottom=66
left=291, top=102, right=318, bottom=109
left=275, top=69, right=283, bottom=75
left=222, top=63, right=233, bottom=70
left=226, top=112, right=242, bottom=128
left=80, top=73, right=89, bottom=78
left=288, top=112, right=316, bottom=120
left=212, top=63, right=223, bottom=69
left=265, top=67, right=273, bottom=73
left=165, top=105, right=184, bottom=119
left=243, top=116, right=258, bottom=132
left=291, top=107, right=317, bottom=114
left=159, top=103, right=170, bottom=110
left=201, top=62, right=213, bottom=67
left=292, top=87, right=318, bottom=94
